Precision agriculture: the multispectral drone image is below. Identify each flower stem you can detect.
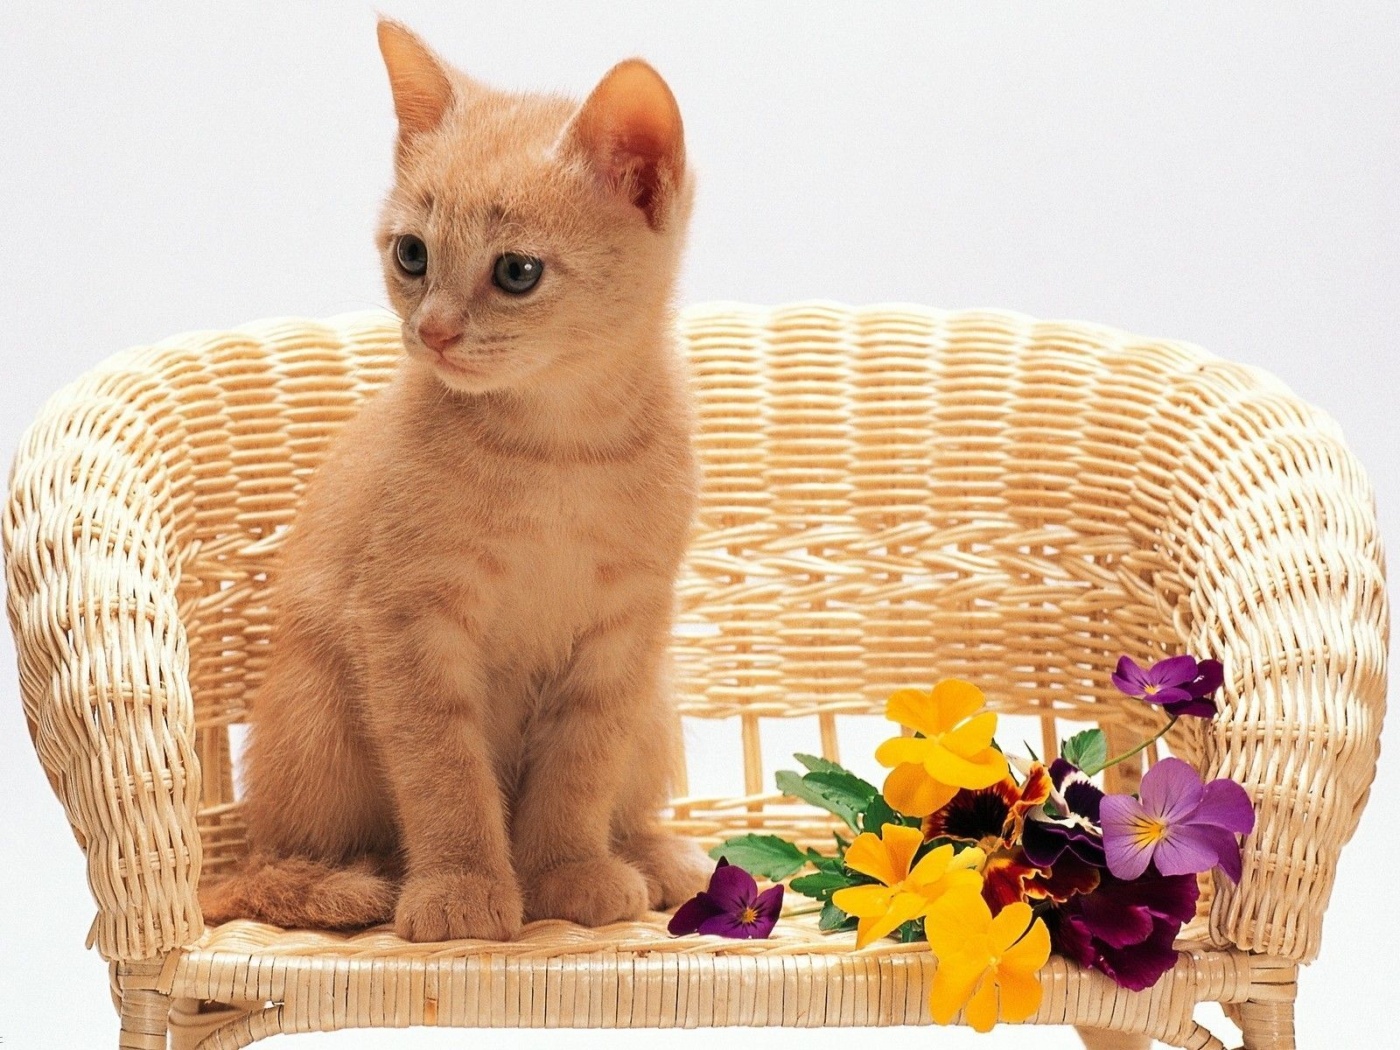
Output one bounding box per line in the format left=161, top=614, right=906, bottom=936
left=1093, top=715, right=1179, bottom=775
left=783, top=904, right=825, bottom=917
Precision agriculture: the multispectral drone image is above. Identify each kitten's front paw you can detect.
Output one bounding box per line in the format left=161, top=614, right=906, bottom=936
left=618, top=832, right=714, bottom=910
left=396, top=869, right=523, bottom=942
left=523, top=856, right=650, bottom=926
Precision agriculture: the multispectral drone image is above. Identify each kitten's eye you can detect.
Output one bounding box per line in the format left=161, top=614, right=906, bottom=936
left=395, top=234, right=428, bottom=277
left=493, top=253, right=544, bottom=295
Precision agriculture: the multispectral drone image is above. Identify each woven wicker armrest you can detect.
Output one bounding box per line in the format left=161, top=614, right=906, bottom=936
left=5, top=358, right=203, bottom=962
left=1143, top=359, right=1388, bottom=963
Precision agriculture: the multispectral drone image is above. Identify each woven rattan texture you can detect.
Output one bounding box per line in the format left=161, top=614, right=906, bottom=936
left=5, top=304, right=1383, bottom=1047
left=148, top=920, right=1293, bottom=1050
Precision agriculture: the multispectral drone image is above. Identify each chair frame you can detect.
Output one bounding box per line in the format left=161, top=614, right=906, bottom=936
left=7, top=304, right=1385, bottom=1049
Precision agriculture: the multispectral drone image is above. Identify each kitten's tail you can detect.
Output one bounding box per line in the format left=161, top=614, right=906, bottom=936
left=199, top=852, right=397, bottom=930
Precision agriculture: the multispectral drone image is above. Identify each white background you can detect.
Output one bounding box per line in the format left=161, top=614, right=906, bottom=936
left=2, top=2, right=1397, bottom=1048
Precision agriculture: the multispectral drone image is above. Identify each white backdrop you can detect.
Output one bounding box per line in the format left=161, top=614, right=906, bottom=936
left=2, top=3, right=1396, bottom=1048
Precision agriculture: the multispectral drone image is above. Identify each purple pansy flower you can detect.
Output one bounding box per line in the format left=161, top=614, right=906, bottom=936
left=667, top=858, right=784, bottom=939
left=1021, top=758, right=1106, bottom=869
left=1051, top=868, right=1199, bottom=991
left=1111, top=654, right=1223, bottom=719
left=1100, top=758, right=1256, bottom=882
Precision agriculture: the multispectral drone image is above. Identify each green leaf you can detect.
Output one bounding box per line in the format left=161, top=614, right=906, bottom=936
left=805, top=849, right=847, bottom=874
left=789, top=870, right=859, bottom=903
left=860, top=793, right=908, bottom=835
left=709, top=834, right=808, bottom=881
left=1061, top=728, right=1108, bottom=775
left=793, top=753, right=850, bottom=775
left=819, top=901, right=858, bottom=932
left=776, top=768, right=878, bottom=831
left=897, top=918, right=926, bottom=943
left=808, top=769, right=879, bottom=804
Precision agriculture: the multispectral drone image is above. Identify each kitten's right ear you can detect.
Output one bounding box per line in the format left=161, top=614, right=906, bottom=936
left=377, top=18, right=454, bottom=143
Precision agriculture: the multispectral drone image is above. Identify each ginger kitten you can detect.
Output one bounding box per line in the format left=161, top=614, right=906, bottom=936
left=200, top=19, right=708, bottom=942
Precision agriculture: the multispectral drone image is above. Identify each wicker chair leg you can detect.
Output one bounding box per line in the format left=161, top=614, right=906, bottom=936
left=1076, top=1028, right=1151, bottom=1050
left=119, top=985, right=172, bottom=1050
left=170, top=1000, right=261, bottom=1050
left=1237, top=998, right=1297, bottom=1049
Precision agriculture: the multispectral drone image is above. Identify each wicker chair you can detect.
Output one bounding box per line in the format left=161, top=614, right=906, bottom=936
left=5, top=304, right=1386, bottom=1050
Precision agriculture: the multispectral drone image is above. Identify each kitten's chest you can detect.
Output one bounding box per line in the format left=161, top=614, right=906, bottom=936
left=468, top=454, right=687, bottom=660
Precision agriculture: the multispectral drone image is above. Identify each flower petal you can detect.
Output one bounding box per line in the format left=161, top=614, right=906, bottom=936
left=882, top=823, right=927, bottom=882
left=964, top=972, right=1000, bottom=1033
left=667, top=894, right=721, bottom=935
left=1100, top=795, right=1157, bottom=881
left=885, top=687, right=940, bottom=737
left=831, top=884, right=893, bottom=918
left=1141, top=871, right=1202, bottom=924
left=928, top=954, right=986, bottom=1026
left=924, top=889, right=993, bottom=959
left=748, top=884, right=784, bottom=937
left=912, top=842, right=982, bottom=884
left=995, top=969, right=1043, bottom=1024
left=1078, top=894, right=1154, bottom=949
left=856, top=891, right=928, bottom=948
left=941, top=711, right=999, bottom=755
left=1016, top=764, right=1053, bottom=812
left=1195, top=778, right=1256, bottom=834
left=1150, top=824, right=1221, bottom=877
left=1147, top=685, right=1193, bottom=706
left=1052, top=912, right=1096, bottom=968
left=1059, top=771, right=1105, bottom=824
left=1138, top=757, right=1205, bottom=823
left=907, top=842, right=957, bottom=884
left=1150, top=655, right=1200, bottom=688
left=704, top=859, right=759, bottom=912
left=1162, top=696, right=1218, bottom=719
left=884, top=762, right=959, bottom=817
left=1190, top=658, right=1224, bottom=697
left=922, top=785, right=1012, bottom=844
left=938, top=867, right=990, bottom=902
left=1019, top=814, right=1067, bottom=867
left=874, top=735, right=928, bottom=769
left=987, top=901, right=1036, bottom=955
left=1024, top=851, right=1100, bottom=903
left=1187, top=823, right=1245, bottom=883
left=843, top=832, right=901, bottom=886
left=1001, top=915, right=1052, bottom=974
left=1094, top=916, right=1183, bottom=991
left=696, top=911, right=751, bottom=937
left=923, top=740, right=1010, bottom=791
left=981, top=852, right=1041, bottom=914
left=929, top=678, right=987, bottom=730
left=1088, top=869, right=1200, bottom=928
left=1111, top=656, right=1149, bottom=696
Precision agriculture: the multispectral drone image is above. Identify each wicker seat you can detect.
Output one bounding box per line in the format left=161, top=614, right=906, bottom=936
left=5, top=304, right=1385, bottom=1050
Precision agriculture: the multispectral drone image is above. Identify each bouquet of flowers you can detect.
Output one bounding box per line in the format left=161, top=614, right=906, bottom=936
left=668, top=655, right=1255, bottom=1033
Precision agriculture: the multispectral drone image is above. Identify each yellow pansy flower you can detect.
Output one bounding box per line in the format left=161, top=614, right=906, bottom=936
left=831, top=824, right=985, bottom=949
left=924, top=891, right=1051, bottom=1033
left=875, top=679, right=1010, bottom=816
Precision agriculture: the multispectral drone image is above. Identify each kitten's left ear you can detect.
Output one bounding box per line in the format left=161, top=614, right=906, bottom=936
left=562, top=60, right=685, bottom=229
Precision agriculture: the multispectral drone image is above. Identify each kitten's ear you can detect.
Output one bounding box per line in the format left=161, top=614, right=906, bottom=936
left=563, top=60, right=685, bottom=229
left=377, top=18, right=454, bottom=143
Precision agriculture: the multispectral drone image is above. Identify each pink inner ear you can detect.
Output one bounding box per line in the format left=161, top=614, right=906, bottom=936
left=571, top=60, right=684, bottom=228
left=612, top=131, right=673, bottom=221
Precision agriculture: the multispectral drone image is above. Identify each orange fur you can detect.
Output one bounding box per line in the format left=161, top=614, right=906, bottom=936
left=199, top=18, right=710, bottom=941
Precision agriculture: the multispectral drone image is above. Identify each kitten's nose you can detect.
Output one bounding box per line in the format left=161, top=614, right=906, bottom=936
left=418, top=317, right=464, bottom=353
